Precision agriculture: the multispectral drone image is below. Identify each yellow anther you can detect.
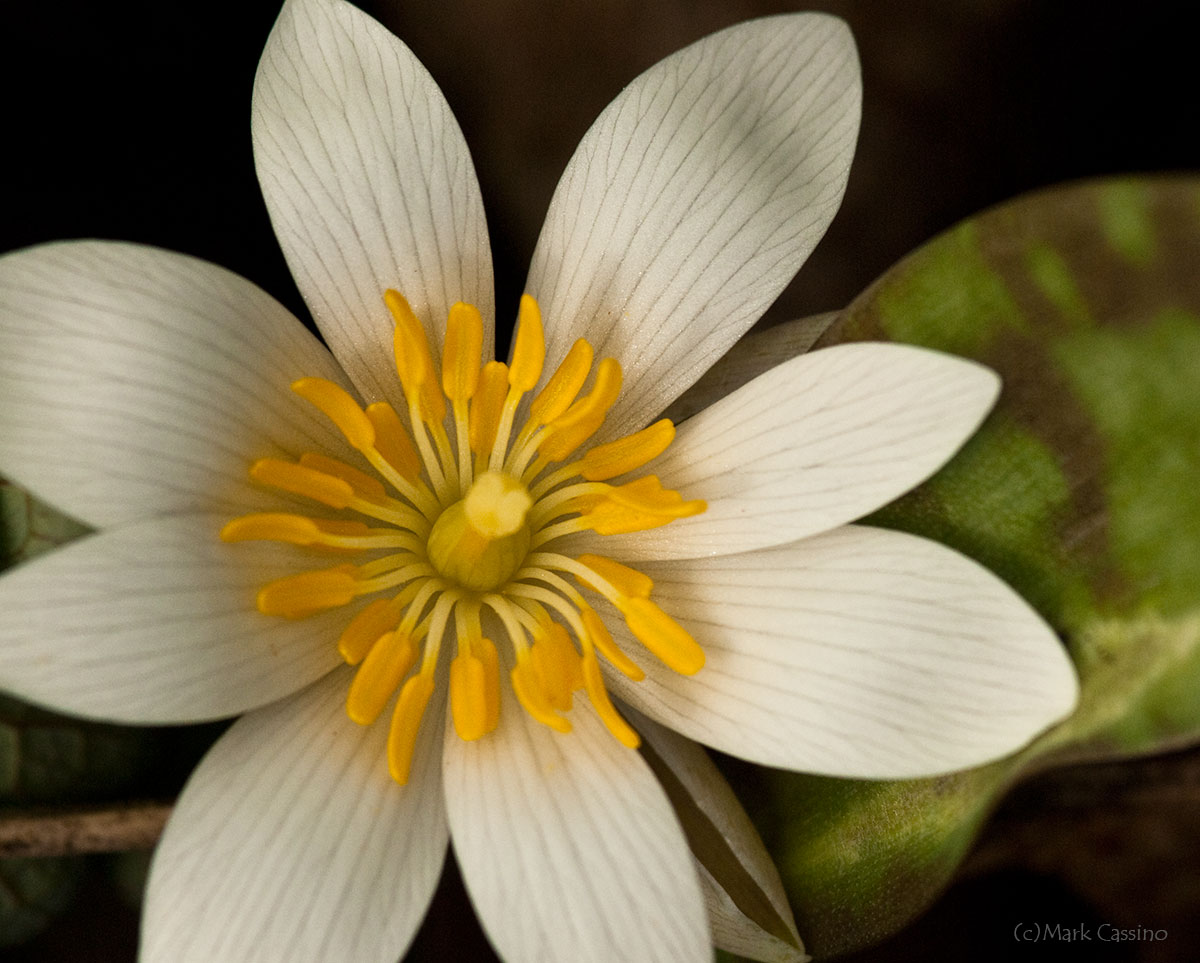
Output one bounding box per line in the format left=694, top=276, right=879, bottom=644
left=388, top=670, right=436, bottom=785
left=386, top=289, right=434, bottom=395
left=338, top=596, right=403, bottom=665
left=581, top=606, right=644, bottom=681
left=298, top=452, right=388, bottom=503
left=580, top=419, right=676, bottom=481
left=220, top=513, right=371, bottom=546
left=581, top=502, right=701, bottom=535
left=386, top=289, right=445, bottom=423
left=347, top=629, right=417, bottom=725
left=528, top=338, right=593, bottom=426
left=463, top=472, right=532, bottom=538
left=531, top=622, right=582, bottom=711
left=619, top=598, right=705, bottom=675
left=256, top=565, right=358, bottom=619
left=581, top=476, right=707, bottom=535
left=511, top=652, right=571, bottom=733
left=537, top=357, right=622, bottom=462
left=508, top=294, right=545, bottom=392
left=365, top=402, right=422, bottom=481
left=575, top=553, right=654, bottom=600
left=450, top=645, right=500, bottom=741
left=581, top=650, right=640, bottom=748
left=470, top=361, right=509, bottom=457
left=475, top=637, right=501, bottom=734
left=291, top=377, right=375, bottom=451
left=604, top=475, right=689, bottom=510
left=443, top=301, right=484, bottom=402
left=250, top=458, right=357, bottom=509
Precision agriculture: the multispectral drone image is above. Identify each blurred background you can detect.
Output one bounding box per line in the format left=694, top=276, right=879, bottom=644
left=2, top=0, right=1198, bottom=959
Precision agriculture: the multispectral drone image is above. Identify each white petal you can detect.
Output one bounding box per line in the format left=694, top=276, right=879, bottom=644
left=442, top=686, right=710, bottom=962
left=0, top=241, right=356, bottom=528
left=0, top=514, right=345, bottom=724
left=527, top=14, right=860, bottom=439
left=598, top=343, right=1000, bottom=561
left=605, top=526, right=1079, bottom=778
left=631, top=708, right=807, bottom=963
left=663, top=313, right=839, bottom=424
left=142, top=668, right=447, bottom=963
left=253, top=0, right=494, bottom=405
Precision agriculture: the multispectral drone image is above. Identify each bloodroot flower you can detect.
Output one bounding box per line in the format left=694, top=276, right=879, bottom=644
left=0, top=0, right=1077, bottom=960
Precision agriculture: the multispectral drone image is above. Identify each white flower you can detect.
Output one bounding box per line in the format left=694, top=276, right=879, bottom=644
left=0, top=1, right=1077, bottom=961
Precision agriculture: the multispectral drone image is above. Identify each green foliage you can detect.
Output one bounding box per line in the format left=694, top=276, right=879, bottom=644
left=774, top=177, right=1200, bottom=957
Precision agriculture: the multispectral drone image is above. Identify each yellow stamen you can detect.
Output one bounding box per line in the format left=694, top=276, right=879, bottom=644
left=386, top=288, right=446, bottom=424
left=511, top=649, right=571, bottom=733
left=388, top=670, right=435, bottom=785
left=298, top=452, right=389, bottom=502
left=365, top=402, right=423, bottom=483
left=530, top=620, right=582, bottom=711
left=450, top=641, right=501, bottom=741
left=580, top=419, right=676, bottom=481
left=256, top=565, right=358, bottom=618
left=221, top=513, right=366, bottom=546
left=291, top=377, right=375, bottom=451
left=386, top=289, right=431, bottom=391
left=528, top=338, right=593, bottom=427
left=581, top=649, right=640, bottom=748
left=338, top=596, right=405, bottom=665
left=579, top=476, right=707, bottom=535
left=581, top=605, right=644, bottom=681
left=476, top=637, right=501, bottom=733
left=537, top=358, right=623, bottom=461
left=574, top=553, right=654, bottom=600
left=249, top=458, right=359, bottom=510
left=470, top=361, right=509, bottom=459
left=347, top=629, right=417, bottom=725
left=443, top=301, right=484, bottom=402
left=618, top=597, right=705, bottom=675
left=508, top=294, right=546, bottom=392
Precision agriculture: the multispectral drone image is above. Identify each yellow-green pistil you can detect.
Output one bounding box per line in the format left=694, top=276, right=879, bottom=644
left=222, top=292, right=707, bottom=783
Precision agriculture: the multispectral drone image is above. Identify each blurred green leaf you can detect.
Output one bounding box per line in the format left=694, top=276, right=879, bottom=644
left=772, top=177, right=1200, bottom=957
left=0, top=855, right=84, bottom=948
left=1, top=477, right=91, bottom=573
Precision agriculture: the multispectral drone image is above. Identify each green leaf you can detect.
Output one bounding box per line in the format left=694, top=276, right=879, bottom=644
left=0, top=855, right=84, bottom=949
left=771, top=177, right=1200, bottom=956
left=1, top=476, right=90, bottom=573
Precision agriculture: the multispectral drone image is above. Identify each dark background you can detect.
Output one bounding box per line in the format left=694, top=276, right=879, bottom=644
left=2, top=0, right=1198, bottom=960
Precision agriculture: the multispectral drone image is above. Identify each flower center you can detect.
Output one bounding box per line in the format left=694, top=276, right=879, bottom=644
left=427, top=472, right=531, bottom=591
left=222, top=292, right=707, bottom=784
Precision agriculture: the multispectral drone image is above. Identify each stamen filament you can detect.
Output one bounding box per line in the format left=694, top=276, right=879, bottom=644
left=581, top=649, right=639, bottom=747
left=580, top=605, right=645, bottom=681
left=408, top=401, right=450, bottom=497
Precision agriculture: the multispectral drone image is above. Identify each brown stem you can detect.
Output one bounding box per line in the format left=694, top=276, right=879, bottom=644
left=0, top=801, right=173, bottom=859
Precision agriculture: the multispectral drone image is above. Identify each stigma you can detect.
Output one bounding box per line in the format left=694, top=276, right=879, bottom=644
left=221, top=292, right=706, bottom=783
